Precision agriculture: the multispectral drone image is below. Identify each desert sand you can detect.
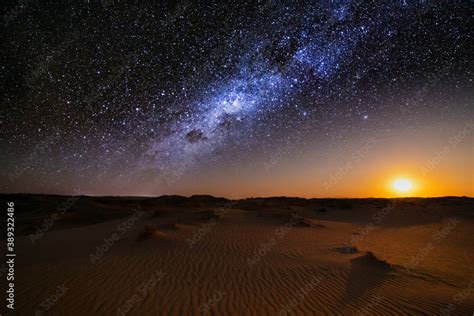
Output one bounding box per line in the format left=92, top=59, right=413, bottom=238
left=1, top=195, right=473, bottom=315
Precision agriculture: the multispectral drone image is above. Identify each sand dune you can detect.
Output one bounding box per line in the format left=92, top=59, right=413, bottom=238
left=1, top=195, right=473, bottom=315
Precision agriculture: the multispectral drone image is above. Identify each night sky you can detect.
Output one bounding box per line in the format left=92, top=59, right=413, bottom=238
left=1, top=1, right=473, bottom=197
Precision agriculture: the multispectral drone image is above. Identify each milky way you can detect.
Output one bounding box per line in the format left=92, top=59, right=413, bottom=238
left=1, top=1, right=472, bottom=195
left=148, top=3, right=370, bottom=179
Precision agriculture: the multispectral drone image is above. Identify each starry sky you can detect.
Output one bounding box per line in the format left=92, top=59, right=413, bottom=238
left=1, top=1, right=473, bottom=197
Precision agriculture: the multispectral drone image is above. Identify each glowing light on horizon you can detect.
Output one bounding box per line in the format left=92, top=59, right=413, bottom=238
left=392, top=178, right=413, bottom=194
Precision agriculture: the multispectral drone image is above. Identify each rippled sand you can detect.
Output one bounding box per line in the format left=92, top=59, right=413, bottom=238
left=2, top=195, right=473, bottom=315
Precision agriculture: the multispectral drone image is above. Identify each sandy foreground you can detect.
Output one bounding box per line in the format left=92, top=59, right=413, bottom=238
left=1, top=195, right=473, bottom=315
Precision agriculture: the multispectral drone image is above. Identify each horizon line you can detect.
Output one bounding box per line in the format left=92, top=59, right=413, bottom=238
left=1, top=192, right=472, bottom=200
